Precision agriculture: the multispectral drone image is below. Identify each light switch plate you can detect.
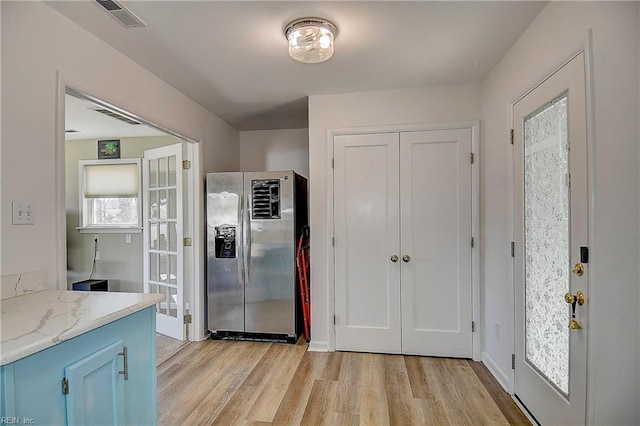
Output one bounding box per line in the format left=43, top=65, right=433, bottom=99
left=12, top=202, right=34, bottom=225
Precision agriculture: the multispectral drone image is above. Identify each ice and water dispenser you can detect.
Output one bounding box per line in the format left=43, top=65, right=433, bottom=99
left=214, top=225, right=236, bottom=259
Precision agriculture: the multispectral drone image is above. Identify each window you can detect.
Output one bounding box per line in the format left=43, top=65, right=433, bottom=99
left=78, top=159, right=142, bottom=232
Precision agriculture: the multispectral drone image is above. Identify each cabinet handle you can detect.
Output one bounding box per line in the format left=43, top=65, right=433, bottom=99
left=119, top=346, right=129, bottom=381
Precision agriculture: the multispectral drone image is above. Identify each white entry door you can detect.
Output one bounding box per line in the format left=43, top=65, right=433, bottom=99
left=513, top=53, right=588, bottom=424
left=400, top=129, right=472, bottom=357
left=143, top=143, right=184, bottom=340
left=334, top=128, right=473, bottom=357
left=334, top=132, right=401, bottom=354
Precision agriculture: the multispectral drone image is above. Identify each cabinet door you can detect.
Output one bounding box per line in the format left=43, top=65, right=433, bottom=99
left=334, top=133, right=401, bottom=353
left=400, top=129, right=473, bottom=357
left=65, top=341, right=126, bottom=425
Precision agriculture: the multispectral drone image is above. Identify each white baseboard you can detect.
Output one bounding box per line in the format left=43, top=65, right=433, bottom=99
left=307, top=340, right=329, bottom=352
left=481, top=351, right=511, bottom=393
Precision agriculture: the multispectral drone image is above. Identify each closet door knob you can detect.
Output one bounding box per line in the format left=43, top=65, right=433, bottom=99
left=402, top=255, right=411, bottom=263
left=390, top=255, right=399, bottom=263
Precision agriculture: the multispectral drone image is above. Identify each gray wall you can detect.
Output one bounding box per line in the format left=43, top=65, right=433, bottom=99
left=65, top=135, right=182, bottom=292
left=239, top=128, right=309, bottom=178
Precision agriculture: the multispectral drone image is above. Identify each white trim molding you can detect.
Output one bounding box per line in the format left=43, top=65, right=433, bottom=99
left=481, top=351, right=511, bottom=394
left=308, top=340, right=329, bottom=352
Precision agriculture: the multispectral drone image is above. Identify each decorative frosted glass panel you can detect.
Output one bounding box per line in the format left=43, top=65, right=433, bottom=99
left=524, top=93, right=570, bottom=396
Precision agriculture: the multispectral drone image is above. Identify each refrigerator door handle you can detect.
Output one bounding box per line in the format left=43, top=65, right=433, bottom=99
left=245, top=193, right=251, bottom=285
left=238, top=190, right=243, bottom=284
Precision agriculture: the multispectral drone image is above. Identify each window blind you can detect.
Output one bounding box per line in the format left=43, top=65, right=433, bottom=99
left=84, top=163, right=139, bottom=198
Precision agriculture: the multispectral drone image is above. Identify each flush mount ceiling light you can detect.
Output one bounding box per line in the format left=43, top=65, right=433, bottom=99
left=284, top=18, right=338, bottom=64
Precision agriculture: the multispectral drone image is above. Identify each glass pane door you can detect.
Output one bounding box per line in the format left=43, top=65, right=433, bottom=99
left=143, top=144, right=184, bottom=340
left=513, top=53, right=588, bottom=425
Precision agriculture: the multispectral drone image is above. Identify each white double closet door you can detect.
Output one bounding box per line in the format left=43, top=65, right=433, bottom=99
left=334, top=128, right=473, bottom=357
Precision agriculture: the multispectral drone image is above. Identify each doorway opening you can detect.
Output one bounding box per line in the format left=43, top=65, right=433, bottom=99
left=60, top=87, right=201, bottom=342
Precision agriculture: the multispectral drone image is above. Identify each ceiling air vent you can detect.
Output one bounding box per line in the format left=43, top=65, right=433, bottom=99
left=65, top=129, right=80, bottom=133
left=92, top=108, right=142, bottom=126
left=94, top=0, right=146, bottom=28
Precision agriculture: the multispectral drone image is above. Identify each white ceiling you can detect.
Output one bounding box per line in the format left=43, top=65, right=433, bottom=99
left=65, top=94, right=166, bottom=140
left=49, top=1, right=546, bottom=131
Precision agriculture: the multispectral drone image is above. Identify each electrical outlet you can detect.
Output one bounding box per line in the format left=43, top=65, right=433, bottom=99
left=95, top=251, right=101, bottom=261
left=494, top=322, right=501, bottom=341
left=94, top=234, right=99, bottom=243
left=125, top=234, right=132, bottom=244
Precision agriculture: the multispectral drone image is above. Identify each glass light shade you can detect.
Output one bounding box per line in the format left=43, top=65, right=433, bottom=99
left=285, top=18, right=337, bottom=64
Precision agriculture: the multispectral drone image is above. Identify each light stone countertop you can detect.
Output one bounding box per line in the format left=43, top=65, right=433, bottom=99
left=0, top=290, right=164, bottom=365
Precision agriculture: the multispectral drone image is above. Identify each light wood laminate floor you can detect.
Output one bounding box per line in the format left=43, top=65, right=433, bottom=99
left=156, top=333, right=190, bottom=366
left=157, top=339, right=530, bottom=425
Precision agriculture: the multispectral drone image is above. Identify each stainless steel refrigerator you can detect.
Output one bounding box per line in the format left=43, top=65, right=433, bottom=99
left=206, top=171, right=307, bottom=342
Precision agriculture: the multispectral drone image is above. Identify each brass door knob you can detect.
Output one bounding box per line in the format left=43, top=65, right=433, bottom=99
left=390, top=255, right=399, bottom=263
left=565, top=290, right=585, bottom=329
left=572, top=262, right=585, bottom=276
left=402, top=255, right=411, bottom=263
left=564, top=291, right=585, bottom=306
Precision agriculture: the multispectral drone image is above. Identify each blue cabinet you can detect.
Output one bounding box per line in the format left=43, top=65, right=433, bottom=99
left=65, top=341, right=126, bottom=425
left=0, top=307, right=157, bottom=425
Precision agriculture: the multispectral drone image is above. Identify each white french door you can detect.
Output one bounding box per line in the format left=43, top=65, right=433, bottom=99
left=513, top=53, right=588, bottom=424
left=334, top=128, right=473, bottom=357
left=143, top=143, right=184, bottom=340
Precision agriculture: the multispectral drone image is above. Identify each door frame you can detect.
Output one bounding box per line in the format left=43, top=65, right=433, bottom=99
left=325, top=120, right=480, bottom=360
left=508, top=32, right=597, bottom=422
left=55, top=77, right=205, bottom=341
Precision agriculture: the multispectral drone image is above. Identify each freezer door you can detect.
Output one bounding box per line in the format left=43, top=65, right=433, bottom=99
left=206, top=172, right=244, bottom=332
left=244, top=171, right=296, bottom=335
